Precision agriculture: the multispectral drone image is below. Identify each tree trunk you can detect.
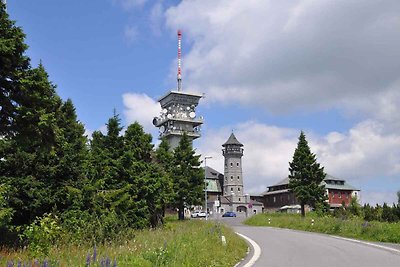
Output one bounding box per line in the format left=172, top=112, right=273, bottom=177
left=301, top=203, right=306, bottom=217
left=178, top=205, right=185, bottom=220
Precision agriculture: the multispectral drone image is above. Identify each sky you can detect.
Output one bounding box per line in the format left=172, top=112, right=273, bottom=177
left=7, top=0, right=400, bottom=205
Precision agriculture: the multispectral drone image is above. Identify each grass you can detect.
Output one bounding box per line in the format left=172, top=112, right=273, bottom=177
left=0, top=219, right=247, bottom=267
left=244, top=213, right=400, bottom=244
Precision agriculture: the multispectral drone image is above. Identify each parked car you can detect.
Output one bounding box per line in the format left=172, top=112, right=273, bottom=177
left=222, top=211, right=237, bottom=217
left=191, top=211, right=207, bottom=218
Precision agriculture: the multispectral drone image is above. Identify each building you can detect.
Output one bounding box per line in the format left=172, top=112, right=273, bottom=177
left=262, top=174, right=360, bottom=211
left=206, top=133, right=263, bottom=216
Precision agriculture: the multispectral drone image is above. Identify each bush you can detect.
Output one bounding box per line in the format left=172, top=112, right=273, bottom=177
left=19, top=213, right=62, bottom=256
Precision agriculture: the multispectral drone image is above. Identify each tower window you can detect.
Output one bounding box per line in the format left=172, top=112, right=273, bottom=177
left=231, top=187, right=233, bottom=192
left=237, top=176, right=240, bottom=180
left=238, top=188, right=241, bottom=192
left=230, top=162, right=233, bottom=167
left=230, top=176, right=233, bottom=180
left=237, top=163, right=239, bottom=167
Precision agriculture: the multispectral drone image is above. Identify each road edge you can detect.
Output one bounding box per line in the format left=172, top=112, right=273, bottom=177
left=329, top=235, right=400, bottom=254
left=234, top=232, right=261, bottom=267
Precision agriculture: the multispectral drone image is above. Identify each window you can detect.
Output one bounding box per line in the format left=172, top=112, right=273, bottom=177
left=230, top=162, right=233, bottom=167
left=238, top=188, right=241, bottom=192
left=237, top=162, right=239, bottom=167
left=273, top=196, right=276, bottom=203
left=238, top=198, right=241, bottom=202
left=230, top=176, right=233, bottom=180
left=339, top=192, right=342, bottom=198
left=346, top=193, right=349, bottom=199
left=237, top=176, right=240, bottom=180
left=231, top=187, right=233, bottom=192
left=332, top=192, right=335, bottom=198
left=225, top=177, right=227, bottom=182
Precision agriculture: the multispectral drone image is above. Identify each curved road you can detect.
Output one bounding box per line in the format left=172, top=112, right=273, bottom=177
left=219, top=217, right=400, bottom=267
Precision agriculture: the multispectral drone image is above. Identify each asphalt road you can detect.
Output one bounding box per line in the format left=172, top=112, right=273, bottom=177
left=218, top=216, right=400, bottom=267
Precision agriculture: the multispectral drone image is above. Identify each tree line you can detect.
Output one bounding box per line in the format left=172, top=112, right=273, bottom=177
left=0, top=2, right=203, bottom=245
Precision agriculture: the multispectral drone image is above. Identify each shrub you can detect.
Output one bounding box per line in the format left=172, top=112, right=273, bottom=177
left=19, top=213, right=62, bottom=256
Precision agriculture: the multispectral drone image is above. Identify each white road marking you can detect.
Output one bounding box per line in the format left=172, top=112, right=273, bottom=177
left=330, top=235, right=400, bottom=254
left=235, top=232, right=261, bottom=267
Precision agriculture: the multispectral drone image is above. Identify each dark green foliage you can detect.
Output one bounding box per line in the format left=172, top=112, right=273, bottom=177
left=382, top=203, right=399, bottom=222
left=289, top=131, right=327, bottom=217
left=0, top=4, right=199, bottom=250
left=0, top=2, right=30, bottom=135
left=171, top=134, right=204, bottom=220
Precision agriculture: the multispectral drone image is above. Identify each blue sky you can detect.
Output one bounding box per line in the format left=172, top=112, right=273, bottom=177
left=7, top=1, right=400, bottom=204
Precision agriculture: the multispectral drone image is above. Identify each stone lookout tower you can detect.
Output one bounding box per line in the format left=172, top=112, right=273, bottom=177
left=222, top=133, right=245, bottom=203
left=152, top=30, right=203, bottom=149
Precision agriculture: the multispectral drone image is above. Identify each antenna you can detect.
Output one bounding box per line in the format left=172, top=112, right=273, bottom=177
left=177, top=29, right=182, bottom=91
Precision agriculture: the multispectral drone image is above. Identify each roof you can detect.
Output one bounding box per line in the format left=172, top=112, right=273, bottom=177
left=206, top=179, right=222, bottom=192
left=264, top=174, right=360, bottom=195
left=222, top=133, right=243, bottom=147
left=263, top=189, right=290, bottom=195
left=204, top=166, right=223, bottom=179
left=323, top=181, right=359, bottom=191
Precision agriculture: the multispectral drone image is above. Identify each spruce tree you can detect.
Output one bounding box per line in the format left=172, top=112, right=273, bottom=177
left=172, top=134, right=203, bottom=220
left=0, top=2, right=30, bottom=135
left=289, top=131, right=326, bottom=217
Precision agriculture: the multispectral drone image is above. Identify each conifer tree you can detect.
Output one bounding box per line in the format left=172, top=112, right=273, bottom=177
left=289, top=131, right=326, bottom=217
left=0, top=2, right=30, bottom=135
left=172, top=134, right=203, bottom=220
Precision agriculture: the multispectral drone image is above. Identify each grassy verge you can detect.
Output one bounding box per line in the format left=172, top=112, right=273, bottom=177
left=0, top=219, right=247, bottom=266
left=244, top=213, right=400, bottom=243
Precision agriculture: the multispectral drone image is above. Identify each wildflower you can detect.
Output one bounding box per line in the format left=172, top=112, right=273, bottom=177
left=86, top=253, right=91, bottom=266
left=93, top=245, right=97, bottom=263
left=113, top=258, right=117, bottom=267
left=43, top=259, right=49, bottom=267
left=7, top=260, right=14, bottom=267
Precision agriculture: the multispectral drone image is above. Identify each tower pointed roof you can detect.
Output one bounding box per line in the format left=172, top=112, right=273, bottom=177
left=222, top=133, right=243, bottom=147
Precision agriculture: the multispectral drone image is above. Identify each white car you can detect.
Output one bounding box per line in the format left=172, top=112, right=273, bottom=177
left=191, top=211, right=207, bottom=218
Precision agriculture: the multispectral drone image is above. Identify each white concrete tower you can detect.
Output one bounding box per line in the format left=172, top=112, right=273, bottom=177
left=222, top=133, right=245, bottom=203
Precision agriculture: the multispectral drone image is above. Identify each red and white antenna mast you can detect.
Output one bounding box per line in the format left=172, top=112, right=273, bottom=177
left=177, top=29, right=182, bottom=91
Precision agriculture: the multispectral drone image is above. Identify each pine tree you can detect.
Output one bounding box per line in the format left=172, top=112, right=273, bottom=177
left=0, top=2, right=30, bottom=135
left=171, top=134, right=203, bottom=220
left=289, top=131, right=326, bottom=217
left=154, top=138, right=174, bottom=220
left=53, top=99, right=88, bottom=211
left=0, top=64, right=63, bottom=225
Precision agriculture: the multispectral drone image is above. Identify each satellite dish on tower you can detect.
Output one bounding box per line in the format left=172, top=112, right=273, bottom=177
left=152, top=117, right=158, bottom=126
left=189, top=112, right=196, bottom=119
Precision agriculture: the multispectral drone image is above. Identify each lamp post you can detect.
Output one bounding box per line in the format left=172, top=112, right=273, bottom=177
left=204, top=156, right=212, bottom=220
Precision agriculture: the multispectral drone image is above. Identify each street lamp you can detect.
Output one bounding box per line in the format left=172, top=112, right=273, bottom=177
left=204, top=156, right=212, bottom=221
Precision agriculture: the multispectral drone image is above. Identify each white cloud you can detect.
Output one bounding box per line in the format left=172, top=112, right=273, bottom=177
left=149, top=1, right=164, bottom=36
left=165, top=0, right=400, bottom=118
left=124, top=25, right=138, bottom=43
left=198, top=119, right=400, bottom=205
left=113, top=0, right=147, bottom=10
left=122, top=92, right=160, bottom=134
